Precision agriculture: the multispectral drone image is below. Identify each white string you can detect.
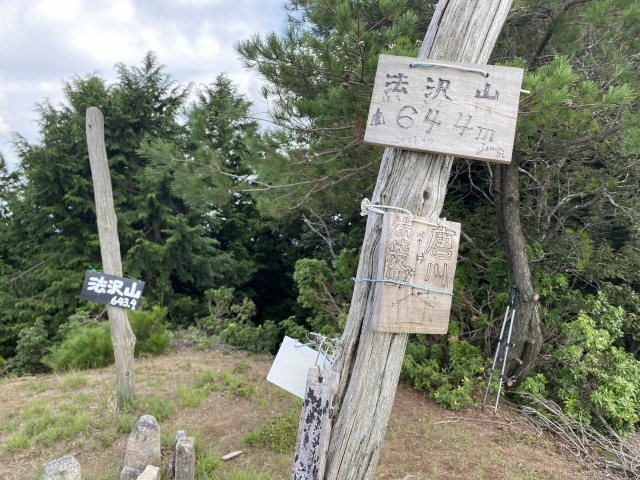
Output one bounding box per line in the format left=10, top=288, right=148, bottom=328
left=410, top=61, right=489, bottom=78
left=360, top=198, right=446, bottom=227
left=409, top=61, right=530, bottom=95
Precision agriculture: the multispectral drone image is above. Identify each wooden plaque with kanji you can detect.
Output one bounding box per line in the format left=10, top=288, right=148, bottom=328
left=364, top=54, right=524, bottom=164
left=372, top=212, right=461, bottom=334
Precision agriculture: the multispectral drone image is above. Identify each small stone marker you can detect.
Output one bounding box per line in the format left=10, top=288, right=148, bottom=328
left=364, top=54, right=524, bottom=164
left=371, top=212, right=461, bottom=334
left=120, top=415, right=161, bottom=480
left=221, top=450, right=243, bottom=461
left=174, top=436, right=196, bottom=480
left=43, top=455, right=81, bottom=480
left=173, top=430, right=186, bottom=477
left=135, top=465, right=160, bottom=480
left=291, top=367, right=339, bottom=480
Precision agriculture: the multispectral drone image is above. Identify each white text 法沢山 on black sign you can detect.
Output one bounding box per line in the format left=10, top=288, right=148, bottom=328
left=80, top=270, right=145, bottom=310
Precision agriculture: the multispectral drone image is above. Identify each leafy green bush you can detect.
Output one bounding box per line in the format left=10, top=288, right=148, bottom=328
left=401, top=323, right=485, bottom=410
left=44, top=306, right=170, bottom=371
left=292, top=249, right=357, bottom=336
left=9, top=319, right=51, bottom=374
left=128, top=306, right=171, bottom=356
left=44, top=322, right=114, bottom=371
left=198, top=287, right=280, bottom=352
left=520, top=292, right=640, bottom=435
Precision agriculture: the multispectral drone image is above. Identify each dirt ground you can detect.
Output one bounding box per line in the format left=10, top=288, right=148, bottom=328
left=0, top=348, right=609, bottom=479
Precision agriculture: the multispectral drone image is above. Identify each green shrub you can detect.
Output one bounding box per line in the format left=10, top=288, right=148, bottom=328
left=128, top=306, right=171, bottom=356
left=292, top=249, right=357, bottom=336
left=44, top=306, right=170, bottom=371
left=44, top=322, right=113, bottom=371
left=198, top=288, right=280, bottom=353
left=401, top=324, right=485, bottom=410
left=10, top=319, right=51, bottom=374
left=221, top=319, right=280, bottom=353
left=520, top=292, right=640, bottom=435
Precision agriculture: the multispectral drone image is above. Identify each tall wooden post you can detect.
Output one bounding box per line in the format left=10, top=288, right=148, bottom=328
left=324, top=1, right=514, bottom=478
left=86, top=106, right=136, bottom=405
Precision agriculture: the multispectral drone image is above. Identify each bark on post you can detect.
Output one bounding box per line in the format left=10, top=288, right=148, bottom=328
left=86, top=106, right=136, bottom=406
left=324, top=1, right=514, bottom=478
left=291, top=368, right=339, bottom=480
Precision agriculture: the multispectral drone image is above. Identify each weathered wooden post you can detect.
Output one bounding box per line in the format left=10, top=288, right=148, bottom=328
left=86, top=106, right=136, bottom=405
left=291, top=368, right=339, bottom=480
left=323, top=1, right=516, bottom=478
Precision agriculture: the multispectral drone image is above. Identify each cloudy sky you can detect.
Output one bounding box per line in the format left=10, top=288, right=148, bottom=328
left=0, top=0, right=286, bottom=170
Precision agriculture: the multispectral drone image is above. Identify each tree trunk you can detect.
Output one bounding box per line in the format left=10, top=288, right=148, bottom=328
left=86, top=106, right=136, bottom=406
left=491, top=157, right=542, bottom=384
left=324, top=1, right=514, bottom=478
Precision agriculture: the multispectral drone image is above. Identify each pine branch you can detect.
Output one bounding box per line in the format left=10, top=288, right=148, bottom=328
left=2, top=260, right=48, bottom=286
left=529, top=0, right=590, bottom=68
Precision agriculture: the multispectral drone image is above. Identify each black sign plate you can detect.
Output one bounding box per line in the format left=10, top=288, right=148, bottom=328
left=80, top=270, right=145, bottom=310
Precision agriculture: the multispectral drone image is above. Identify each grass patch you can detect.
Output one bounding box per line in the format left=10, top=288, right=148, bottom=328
left=232, top=361, right=251, bottom=374
left=142, top=393, right=175, bottom=421
left=99, top=429, right=119, bottom=448
left=4, top=432, right=30, bottom=453
left=22, top=398, right=51, bottom=418
left=117, top=414, right=138, bottom=434
left=244, top=407, right=300, bottom=453
left=26, top=380, right=49, bottom=395
left=176, top=384, right=209, bottom=407
left=0, top=414, right=20, bottom=433
left=223, top=469, right=271, bottom=480
left=195, top=370, right=215, bottom=388
left=195, top=448, right=222, bottom=479
left=213, top=371, right=255, bottom=397
left=24, top=411, right=56, bottom=436
left=59, top=370, right=89, bottom=390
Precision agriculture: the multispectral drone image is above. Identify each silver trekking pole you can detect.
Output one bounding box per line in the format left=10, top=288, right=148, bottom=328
left=482, top=285, right=518, bottom=418
left=492, top=287, right=518, bottom=418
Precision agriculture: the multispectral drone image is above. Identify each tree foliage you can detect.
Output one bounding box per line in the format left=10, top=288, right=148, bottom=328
left=0, top=53, right=265, bottom=362
left=0, top=0, right=640, bottom=438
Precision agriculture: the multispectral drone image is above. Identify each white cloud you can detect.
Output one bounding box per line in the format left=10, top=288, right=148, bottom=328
left=0, top=0, right=285, bottom=170
left=25, top=0, right=82, bottom=24
left=0, top=115, right=10, bottom=136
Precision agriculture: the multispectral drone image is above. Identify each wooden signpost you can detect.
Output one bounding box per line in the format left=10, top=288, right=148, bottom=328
left=364, top=55, right=523, bottom=164
left=86, top=106, right=136, bottom=405
left=323, top=2, right=517, bottom=479
left=372, top=213, right=460, bottom=334
left=291, top=368, right=339, bottom=480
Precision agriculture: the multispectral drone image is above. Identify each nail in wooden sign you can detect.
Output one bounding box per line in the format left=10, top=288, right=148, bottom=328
left=364, top=54, right=524, bottom=164
left=372, top=213, right=461, bottom=334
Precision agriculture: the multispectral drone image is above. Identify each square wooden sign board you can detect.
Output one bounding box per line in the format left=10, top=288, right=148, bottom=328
left=372, top=212, right=461, bottom=334
left=364, top=55, right=524, bottom=164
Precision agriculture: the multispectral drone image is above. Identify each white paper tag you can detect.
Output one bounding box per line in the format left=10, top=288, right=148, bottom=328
left=266, top=336, right=333, bottom=399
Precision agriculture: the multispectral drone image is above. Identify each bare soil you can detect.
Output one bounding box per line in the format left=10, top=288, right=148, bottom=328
left=0, top=348, right=606, bottom=479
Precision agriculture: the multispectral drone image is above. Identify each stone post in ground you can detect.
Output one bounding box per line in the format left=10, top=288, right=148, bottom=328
left=120, top=415, right=161, bottom=480
left=43, top=455, right=81, bottom=480
left=175, top=436, right=196, bottom=480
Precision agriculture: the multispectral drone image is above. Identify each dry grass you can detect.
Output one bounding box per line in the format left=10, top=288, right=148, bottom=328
left=0, top=348, right=609, bottom=479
